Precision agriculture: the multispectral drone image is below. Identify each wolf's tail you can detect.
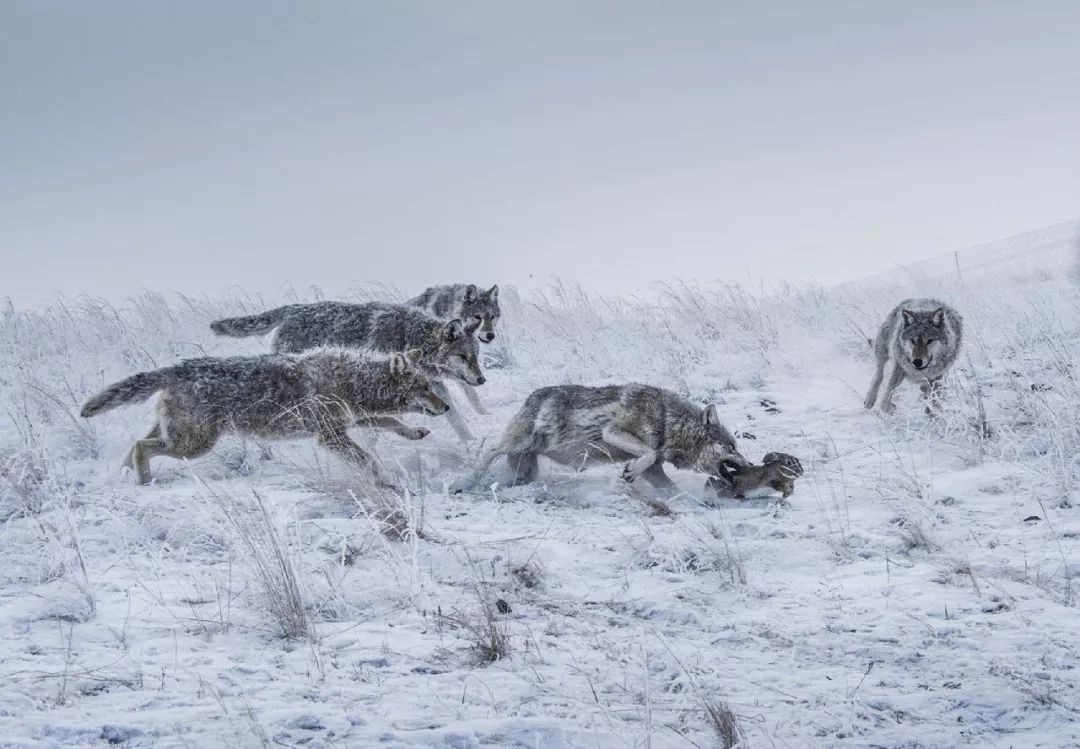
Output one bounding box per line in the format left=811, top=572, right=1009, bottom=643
left=81, top=369, right=170, bottom=418
left=210, top=306, right=295, bottom=337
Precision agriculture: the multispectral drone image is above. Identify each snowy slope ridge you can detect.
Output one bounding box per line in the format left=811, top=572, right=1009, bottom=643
left=2, top=226, right=1080, bottom=748
left=845, top=219, right=1079, bottom=290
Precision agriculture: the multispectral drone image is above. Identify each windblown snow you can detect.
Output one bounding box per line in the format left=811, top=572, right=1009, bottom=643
left=2, top=222, right=1079, bottom=748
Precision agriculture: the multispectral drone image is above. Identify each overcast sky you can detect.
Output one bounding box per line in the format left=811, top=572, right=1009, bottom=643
left=2, top=1, right=1079, bottom=306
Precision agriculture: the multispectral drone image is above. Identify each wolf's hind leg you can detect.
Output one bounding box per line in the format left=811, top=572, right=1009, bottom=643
left=464, top=418, right=536, bottom=490
left=123, top=423, right=161, bottom=472
left=457, top=383, right=490, bottom=416
left=127, top=426, right=216, bottom=485
left=505, top=451, right=539, bottom=486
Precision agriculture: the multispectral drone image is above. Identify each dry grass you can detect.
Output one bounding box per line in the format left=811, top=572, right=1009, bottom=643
left=209, top=487, right=314, bottom=641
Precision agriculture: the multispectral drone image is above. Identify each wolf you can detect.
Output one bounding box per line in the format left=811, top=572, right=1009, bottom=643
left=467, top=384, right=748, bottom=491
left=407, top=283, right=501, bottom=417
left=80, top=348, right=448, bottom=486
left=210, top=301, right=485, bottom=440
left=407, top=284, right=501, bottom=343
left=708, top=452, right=803, bottom=499
left=863, top=299, right=963, bottom=413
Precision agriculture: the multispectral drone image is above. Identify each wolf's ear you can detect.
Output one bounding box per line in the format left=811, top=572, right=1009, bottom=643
left=931, top=308, right=945, bottom=327
left=901, top=309, right=916, bottom=327
left=404, top=348, right=423, bottom=367
left=464, top=315, right=482, bottom=334
left=702, top=404, right=719, bottom=429
left=487, top=284, right=499, bottom=302
left=389, top=353, right=409, bottom=376
left=443, top=319, right=464, bottom=341
left=464, top=284, right=478, bottom=303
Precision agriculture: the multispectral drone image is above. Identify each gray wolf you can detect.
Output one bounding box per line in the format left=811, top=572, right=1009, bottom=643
left=407, top=284, right=501, bottom=343
left=407, top=283, right=501, bottom=419
left=708, top=452, right=803, bottom=499
left=468, top=384, right=748, bottom=491
left=210, top=301, right=485, bottom=440
left=864, top=299, right=963, bottom=413
left=80, top=348, right=448, bottom=486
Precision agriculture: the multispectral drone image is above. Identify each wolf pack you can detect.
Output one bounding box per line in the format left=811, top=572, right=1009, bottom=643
left=81, top=284, right=963, bottom=505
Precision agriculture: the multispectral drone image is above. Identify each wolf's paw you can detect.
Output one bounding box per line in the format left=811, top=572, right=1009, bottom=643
left=880, top=400, right=896, bottom=415
left=620, top=463, right=638, bottom=483
left=863, top=395, right=876, bottom=410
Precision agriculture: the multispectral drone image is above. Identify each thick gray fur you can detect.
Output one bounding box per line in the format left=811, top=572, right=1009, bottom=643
left=407, top=284, right=501, bottom=422
left=709, top=452, right=804, bottom=499
left=864, top=298, right=963, bottom=413
left=469, top=384, right=748, bottom=492
left=210, top=301, right=485, bottom=441
left=80, top=348, right=448, bottom=486
left=407, top=284, right=501, bottom=343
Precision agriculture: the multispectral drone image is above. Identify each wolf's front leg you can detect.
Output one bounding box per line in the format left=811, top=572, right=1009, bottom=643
left=878, top=363, right=906, bottom=414
left=864, top=352, right=888, bottom=409
left=601, top=427, right=659, bottom=483
left=431, top=381, right=475, bottom=442
left=640, top=460, right=676, bottom=490
left=318, top=428, right=399, bottom=489
left=357, top=415, right=430, bottom=440
left=457, top=383, right=490, bottom=416
left=920, top=377, right=944, bottom=417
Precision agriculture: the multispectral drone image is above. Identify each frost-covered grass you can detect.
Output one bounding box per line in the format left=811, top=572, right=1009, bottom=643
left=2, top=229, right=1080, bottom=747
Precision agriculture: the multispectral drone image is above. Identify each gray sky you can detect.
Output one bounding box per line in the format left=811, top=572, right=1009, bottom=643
left=3, top=1, right=1079, bottom=306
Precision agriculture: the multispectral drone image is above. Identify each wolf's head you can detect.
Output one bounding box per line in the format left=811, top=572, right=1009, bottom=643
left=695, top=404, right=749, bottom=474
left=390, top=350, right=450, bottom=416
left=459, top=284, right=501, bottom=343
left=899, top=307, right=948, bottom=371
left=433, top=316, right=486, bottom=386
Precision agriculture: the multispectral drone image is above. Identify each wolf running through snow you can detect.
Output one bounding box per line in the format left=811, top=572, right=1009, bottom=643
left=407, top=283, right=501, bottom=418
left=80, top=349, right=448, bottom=486
left=407, top=284, right=501, bottom=343
left=864, top=298, right=963, bottom=413
left=210, top=301, right=484, bottom=441
left=468, top=384, right=748, bottom=491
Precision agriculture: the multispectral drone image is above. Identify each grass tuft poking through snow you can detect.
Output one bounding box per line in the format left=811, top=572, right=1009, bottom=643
left=209, top=486, right=314, bottom=641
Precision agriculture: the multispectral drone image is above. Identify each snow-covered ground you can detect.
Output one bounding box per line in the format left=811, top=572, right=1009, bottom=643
left=2, top=223, right=1080, bottom=748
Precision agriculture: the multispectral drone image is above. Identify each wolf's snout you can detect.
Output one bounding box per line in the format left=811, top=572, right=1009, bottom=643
left=481, top=332, right=495, bottom=342
left=912, top=357, right=929, bottom=370
left=474, top=374, right=487, bottom=386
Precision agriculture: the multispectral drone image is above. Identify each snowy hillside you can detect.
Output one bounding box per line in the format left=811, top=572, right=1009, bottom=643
left=2, top=222, right=1080, bottom=748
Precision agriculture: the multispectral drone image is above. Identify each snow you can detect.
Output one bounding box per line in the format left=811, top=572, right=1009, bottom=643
left=2, top=224, right=1079, bottom=747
